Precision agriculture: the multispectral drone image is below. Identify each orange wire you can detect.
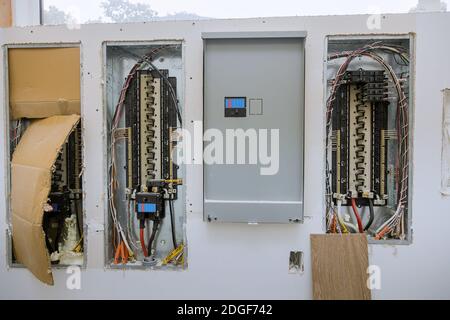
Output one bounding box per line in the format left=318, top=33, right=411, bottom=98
left=375, top=226, right=391, bottom=240
left=140, top=228, right=148, bottom=257
left=351, top=198, right=364, bottom=233
left=114, top=242, right=121, bottom=264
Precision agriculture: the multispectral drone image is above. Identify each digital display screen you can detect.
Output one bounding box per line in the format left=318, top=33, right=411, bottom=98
left=224, top=97, right=246, bottom=117
left=137, top=203, right=156, bottom=213
left=225, top=97, right=246, bottom=109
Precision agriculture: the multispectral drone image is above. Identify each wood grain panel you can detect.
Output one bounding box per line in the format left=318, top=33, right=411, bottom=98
left=311, top=234, right=371, bottom=300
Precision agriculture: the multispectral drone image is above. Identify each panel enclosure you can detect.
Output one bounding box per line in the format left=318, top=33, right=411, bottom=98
left=324, top=35, right=414, bottom=244
left=104, top=42, right=186, bottom=269
left=203, top=33, right=305, bottom=223
left=3, top=43, right=85, bottom=277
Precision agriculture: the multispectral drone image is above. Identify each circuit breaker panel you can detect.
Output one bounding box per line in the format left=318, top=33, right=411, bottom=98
left=325, top=36, right=413, bottom=243
left=43, top=124, right=83, bottom=264
left=332, top=70, right=389, bottom=205
left=106, top=43, right=185, bottom=268
left=125, top=70, right=179, bottom=196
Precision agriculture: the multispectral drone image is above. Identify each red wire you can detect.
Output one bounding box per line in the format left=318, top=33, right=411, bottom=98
left=140, top=228, right=148, bottom=257
left=351, top=199, right=364, bottom=233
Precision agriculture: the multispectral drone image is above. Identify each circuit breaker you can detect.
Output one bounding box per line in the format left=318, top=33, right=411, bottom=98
left=203, top=32, right=306, bottom=223
left=331, top=70, right=389, bottom=205
left=44, top=124, right=83, bottom=260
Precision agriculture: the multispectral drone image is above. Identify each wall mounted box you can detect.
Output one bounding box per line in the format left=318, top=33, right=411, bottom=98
left=203, top=32, right=306, bottom=223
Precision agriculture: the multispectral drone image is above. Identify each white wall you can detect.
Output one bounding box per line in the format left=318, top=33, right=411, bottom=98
left=1, top=13, right=450, bottom=299
left=11, top=0, right=41, bottom=26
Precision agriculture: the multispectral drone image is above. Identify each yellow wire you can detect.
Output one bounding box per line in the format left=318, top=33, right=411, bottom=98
left=335, top=209, right=349, bottom=234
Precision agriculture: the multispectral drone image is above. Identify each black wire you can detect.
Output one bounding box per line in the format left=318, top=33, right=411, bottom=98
left=365, top=199, right=375, bottom=231
left=169, top=200, right=177, bottom=249
left=75, top=199, right=83, bottom=238
left=393, top=53, right=408, bottom=67
left=147, top=220, right=160, bottom=256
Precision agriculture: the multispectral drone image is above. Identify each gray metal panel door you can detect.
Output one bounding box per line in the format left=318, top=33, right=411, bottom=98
left=203, top=37, right=305, bottom=223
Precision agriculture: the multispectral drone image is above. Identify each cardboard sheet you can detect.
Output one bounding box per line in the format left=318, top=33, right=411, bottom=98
left=0, top=0, right=12, bottom=28
left=11, top=114, right=81, bottom=285
left=8, top=47, right=81, bottom=119
left=311, top=234, right=371, bottom=300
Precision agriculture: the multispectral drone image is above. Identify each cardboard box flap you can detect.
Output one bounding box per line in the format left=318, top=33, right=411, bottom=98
left=11, top=114, right=81, bottom=285
left=10, top=99, right=81, bottom=120
left=11, top=164, right=51, bottom=224
left=12, top=215, right=54, bottom=285
left=12, top=114, right=81, bottom=168
left=8, top=47, right=81, bottom=119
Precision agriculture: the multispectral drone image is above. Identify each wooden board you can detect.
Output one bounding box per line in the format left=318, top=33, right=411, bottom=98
left=311, top=234, right=371, bottom=300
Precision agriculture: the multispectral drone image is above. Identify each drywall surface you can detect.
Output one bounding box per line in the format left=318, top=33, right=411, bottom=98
left=1, top=13, right=450, bottom=299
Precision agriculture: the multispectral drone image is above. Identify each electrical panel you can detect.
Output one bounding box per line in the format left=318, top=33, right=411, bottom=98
left=10, top=121, right=84, bottom=266
left=325, top=36, right=413, bottom=243
left=43, top=124, right=83, bottom=263
left=106, top=43, right=185, bottom=268
left=331, top=70, right=389, bottom=205
left=203, top=34, right=306, bottom=223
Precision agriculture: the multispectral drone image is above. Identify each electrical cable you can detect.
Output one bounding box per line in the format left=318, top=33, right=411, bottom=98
left=350, top=198, right=364, bottom=233
left=335, top=200, right=357, bottom=233
left=139, top=222, right=148, bottom=257
left=169, top=200, right=177, bottom=249
left=365, top=198, right=375, bottom=231
left=147, top=220, right=160, bottom=256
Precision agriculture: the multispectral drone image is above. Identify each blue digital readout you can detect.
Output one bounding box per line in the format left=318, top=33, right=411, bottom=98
left=225, top=97, right=246, bottom=109
left=137, top=203, right=157, bottom=213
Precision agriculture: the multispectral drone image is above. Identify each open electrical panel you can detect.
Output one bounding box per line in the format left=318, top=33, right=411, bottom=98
left=325, top=35, right=413, bottom=243
left=105, top=42, right=186, bottom=268
left=5, top=46, right=84, bottom=285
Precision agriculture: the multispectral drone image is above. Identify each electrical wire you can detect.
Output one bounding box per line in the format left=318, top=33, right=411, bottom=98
left=365, top=199, right=375, bottom=231
left=147, top=220, right=160, bottom=256
left=335, top=200, right=357, bottom=233
left=127, top=199, right=140, bottom=253
left=139, top=225, right=148, bottom=257
left=169, top=200, right=177, bottom=249
left=350, top=198, right=364, bottom=233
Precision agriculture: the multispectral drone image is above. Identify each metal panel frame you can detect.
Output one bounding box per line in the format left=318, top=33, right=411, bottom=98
left=323, top=33, right=415, bottom=245
left=202, top=31, right=307, bottom=39
left=203, top=34, right=306, bottom=224
left=102, top=40, right=188, bottom=269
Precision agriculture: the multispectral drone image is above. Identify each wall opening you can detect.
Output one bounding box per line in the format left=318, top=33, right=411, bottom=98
left=104, top=41, right=186, bottom=269
left=5, top=44, right=84, bottom=285
left=324, top=35, right=414, bottom=244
